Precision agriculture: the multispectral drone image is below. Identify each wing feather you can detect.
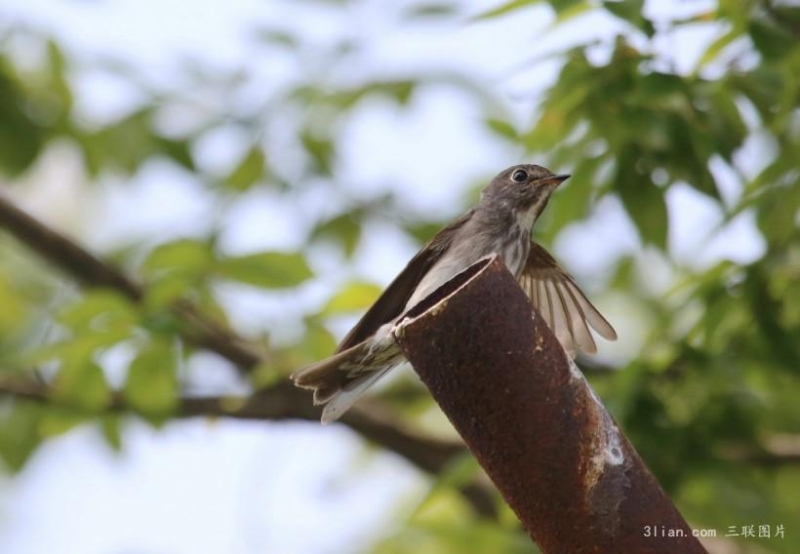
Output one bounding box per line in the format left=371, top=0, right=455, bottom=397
left=537, top=279, right=552, bottom=332
left=560, top=279, right=598, bottom=354
left=518, top=242, right=616, bottom=357
left=336, top=211, right=473, bottom=352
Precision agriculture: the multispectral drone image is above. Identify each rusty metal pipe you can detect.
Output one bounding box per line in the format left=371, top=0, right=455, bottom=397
left=394, top=256, right=706, bottom=554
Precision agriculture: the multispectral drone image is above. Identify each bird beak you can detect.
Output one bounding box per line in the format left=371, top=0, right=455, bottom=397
left=539, top=174, right=571, bottom=188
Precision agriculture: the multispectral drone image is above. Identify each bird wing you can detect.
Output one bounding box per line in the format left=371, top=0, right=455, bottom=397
left=517, top=242, right=617, bottom=357
left=336, top=211, right=473, bottom=352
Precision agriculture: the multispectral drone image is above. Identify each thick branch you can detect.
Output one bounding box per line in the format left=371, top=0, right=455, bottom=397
left=0, top=196, right=143, bottom=300
left=0, top=374, right=496, bottom=516
left=718, top=435, right=800, bottom=467
left=0, top=375, right=460, bottom=468
left=0, top=375, right=466, bottom=470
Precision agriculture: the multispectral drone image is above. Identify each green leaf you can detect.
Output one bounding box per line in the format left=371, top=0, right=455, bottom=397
left=405, top=220, right=443, bottom=244
left=300, top=318, right=338, bottom=361
left=0, top=70, right=46, bottom=176
left=550, top=0, right=587, bottom=15
left=142, top=239, right=214, bottom=278
left=311, top=213, right=362, bottom=256
left=540, top=155, right=602, bottom=237
left=615, top=151, right=668, bottom=249
left=124, top=338, right=178, bottom=416
left=610, top=255, right=636, bottom=289
left=756, top=183, right=800, bottom=246
left=0, top=404, right=44, bottom=472
left=323, top=281, right=382, bottom=314
left=485, top=118, right=518, bottom=141
left=54, top=360, right=112, bottom=412
left=300, top=130, right=335, bottom=174
left=79, top=109, right=154, bottom=175
left=58, top=291, right=139, bottom=335
left=215, top=251, right=313, bottom=289
left=0, top=273, right=30, bottom=335
left=403, top=2, right=458, bottom=19
left=473, top=0, right=542, bottom=20
left=143, top=275, right=197, bottom=310
left=157, top=137, right=196, bottom=170
left=140, top=307, right=183, bottom=336
left=381, top=81, right=415, bottom=105
left=253, top=28, right=299, bottom=49
left=225, top=146, right=267, bottom=191
left=410, top=453, right=484, bottom=520
left=695, top=27, right=742, bottom=72
left=704, top=85, right=747, bottom=163
left=624, top=184, right=668, bottom=249
left=28, top=333, right=114, bottom=366
left=251, top=362, right=284, bottom=390
left=550, top=0, right=591, bottom=23
left=603, top=0, right=655, bottom=37
left=100, top=414, right=124, bottom=452
left=749, top=18, right=796, bottom=60
left=38, top=407, right=86, bottom=438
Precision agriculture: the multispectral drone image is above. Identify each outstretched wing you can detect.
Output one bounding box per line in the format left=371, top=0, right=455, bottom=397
left=336, top=211, right=473, bottom=352
left=517, top=242, right=617, bottom=357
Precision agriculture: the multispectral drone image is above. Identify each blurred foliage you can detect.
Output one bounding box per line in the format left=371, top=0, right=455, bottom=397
left=0, top=1, right=799, bottom=553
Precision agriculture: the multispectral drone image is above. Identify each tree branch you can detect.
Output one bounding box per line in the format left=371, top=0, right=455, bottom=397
left=0, top=376, right=468, bottom=472
left=717, top=435, right=800, bottom=467
left=0, top=194, right=266, bottom=371
left=0, top=373, right=497, bottom=516
left=0, top=195, right=143, bottom=300
left=0, top=193, right=498, bottom=517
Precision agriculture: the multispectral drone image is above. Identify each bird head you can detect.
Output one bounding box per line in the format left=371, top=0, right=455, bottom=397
left=482, top=164, right=570, bottom=229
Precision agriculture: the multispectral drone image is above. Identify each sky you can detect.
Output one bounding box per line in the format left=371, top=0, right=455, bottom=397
left=0, top=1, right=766, bottom=553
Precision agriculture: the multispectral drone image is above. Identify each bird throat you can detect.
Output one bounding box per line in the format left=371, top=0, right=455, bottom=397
left=498, top=223, right=531, bottom=278
left=517, top=192, right=550, bottom=231
left=502, top=196, right=549, bottom=276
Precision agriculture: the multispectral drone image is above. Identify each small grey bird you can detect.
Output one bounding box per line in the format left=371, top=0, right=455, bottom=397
left=292, top=164, right=616, bottom=423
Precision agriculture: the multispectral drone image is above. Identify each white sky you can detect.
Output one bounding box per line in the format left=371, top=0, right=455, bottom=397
left=0, top=1, right=767, bottom=553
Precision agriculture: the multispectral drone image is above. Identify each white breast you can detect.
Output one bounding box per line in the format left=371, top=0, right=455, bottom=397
left=404, top=225, right=530, bottom=311
left=404, top=251, right=473, bottom=310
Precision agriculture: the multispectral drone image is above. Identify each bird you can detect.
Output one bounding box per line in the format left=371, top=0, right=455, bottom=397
left=292, top=164, right=616, bottom=423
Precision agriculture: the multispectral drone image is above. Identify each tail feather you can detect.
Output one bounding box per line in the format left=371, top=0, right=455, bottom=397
left=291, top=338, right=402, bottom=423
left=292, top=326, right=405, bottom=423
left=320, top=365, right=395, bottom=424
left=312, top=384, right=340, bottom=406
left=291, top=343, right=365, bottom=399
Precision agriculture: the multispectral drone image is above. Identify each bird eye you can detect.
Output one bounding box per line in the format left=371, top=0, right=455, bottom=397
left=511, top=169, right=527, bottom=183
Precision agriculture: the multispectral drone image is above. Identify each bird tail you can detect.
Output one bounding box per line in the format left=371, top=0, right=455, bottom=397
left=291, top=342, right=399, bottom=424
